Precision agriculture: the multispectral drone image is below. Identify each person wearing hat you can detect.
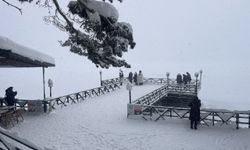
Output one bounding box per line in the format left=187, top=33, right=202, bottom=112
left=5, top=87, right=17, bottom=108
left=188, top=96, right=201, bottom=130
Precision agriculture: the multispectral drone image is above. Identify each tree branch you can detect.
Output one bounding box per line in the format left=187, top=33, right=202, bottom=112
left=52, top=0, right=75, bottom=32
left=2, top=0, right=22, bottom=14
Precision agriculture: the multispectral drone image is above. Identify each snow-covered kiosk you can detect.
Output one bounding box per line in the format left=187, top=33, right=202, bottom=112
left=0, top=35, right=55, bottom=105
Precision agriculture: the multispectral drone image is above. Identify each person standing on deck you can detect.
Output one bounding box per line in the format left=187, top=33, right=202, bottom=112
left=133, top=72, right=138, bottom=85
left=176, top=73, right=183, bottom=84
left=5, top=87, right=17, bottom=110
left=189, top=96, right=201, bottom=130
left=186, top=72, right=192, bottom=84
left=119, top=69, right=124, bottom=86
left=183, top=74, right=188, bottom=85
left=128, top=72, right=133, bottom=83
left=137, top=70, right=144, bottom=85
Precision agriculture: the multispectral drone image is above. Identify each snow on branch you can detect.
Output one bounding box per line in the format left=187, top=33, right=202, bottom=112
left=9, top=0, right=136, bottom=68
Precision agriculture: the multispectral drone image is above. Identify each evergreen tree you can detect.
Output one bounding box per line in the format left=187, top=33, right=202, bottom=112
left=2, top=0, right=136, bottom=68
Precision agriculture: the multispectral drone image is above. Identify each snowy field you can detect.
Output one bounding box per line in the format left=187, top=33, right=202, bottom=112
left=7, top=84, right=250, bottom=150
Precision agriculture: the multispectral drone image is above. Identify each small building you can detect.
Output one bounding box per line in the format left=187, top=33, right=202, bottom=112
left=0, top=35, right=55, bottom=101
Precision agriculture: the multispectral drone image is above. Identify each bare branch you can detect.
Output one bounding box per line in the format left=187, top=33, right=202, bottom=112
left=52, top=0, right=72, bottom=28
left=2, top=0, right=22, bottom=14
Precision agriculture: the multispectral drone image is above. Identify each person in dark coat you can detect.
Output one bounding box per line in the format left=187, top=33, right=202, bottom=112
left=176, top=73, right=183, bottom=84
left=119, top=69, right=124, bottom=86
left=133, top=72, right=138, bottom=85
left=186, top=72, right=192, bottom=84
left=183, top=74, right=188, bottom=84
left=189, top=97, right=201, bottom=129
left=128, top=72, right=133, bottom=83
left=5, top=87, right=17, bottom=108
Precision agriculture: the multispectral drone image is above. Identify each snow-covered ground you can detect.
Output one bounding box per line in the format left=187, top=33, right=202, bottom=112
left=1, top=0, right=250, bottom=149
left=7, top=84, right=250, bottom=150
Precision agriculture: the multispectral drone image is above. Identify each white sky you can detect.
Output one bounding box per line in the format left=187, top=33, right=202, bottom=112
left=0, top=0, right=250, bottom=103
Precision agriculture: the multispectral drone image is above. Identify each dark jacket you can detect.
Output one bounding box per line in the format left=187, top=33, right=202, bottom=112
left=5, top=87, right=17, bottom=106
left=189, top=98, right=201, bottom=121
left=186, top=72, right=192, bottom=83
left=119, top=71, right=124, bottom=79
left=183, top=74, right=188, bottom=84
left=128, top=72, right=133, bottom=83
left=176, top=74, right=183, bottom=84
left=133, top=73, right=138, bottom=84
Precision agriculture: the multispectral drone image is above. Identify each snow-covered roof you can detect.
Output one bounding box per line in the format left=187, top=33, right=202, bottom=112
left=0, top=36, right=55, bottom=67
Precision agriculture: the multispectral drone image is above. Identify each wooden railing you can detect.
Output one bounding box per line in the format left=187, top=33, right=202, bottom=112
left=143, top=78, right=201, bottom=89
left=132, top=84, right=169, bottom=105
left=128, top=104, right=250, bottom=129
left=43, top=82, right=120, bottom=112
left=101, top=77, right=121, bottom=86
left=102, top=77, right=201, bottom=88
left=101, top=77, right=201, bottom=106
left=132, top=79, right=200, bottom=105
left=0, top=128, right=49, bottom=150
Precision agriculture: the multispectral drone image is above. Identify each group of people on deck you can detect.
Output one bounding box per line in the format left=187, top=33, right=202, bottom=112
left=128, top=70, right=143, bottom=85
left=176, top=72, right=192, bottom=84
left=119, top=70, right=144, bottom=86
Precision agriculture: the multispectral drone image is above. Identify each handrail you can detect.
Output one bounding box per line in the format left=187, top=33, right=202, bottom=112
left=101, top=77, right=120, bottom=86
left=128, top=104, right=250, bottom=129
left=0, top=128, right=49, bottom=150
left=43, top=81, right=120, bottom=112
left=132, top=79, right=200, bottom=105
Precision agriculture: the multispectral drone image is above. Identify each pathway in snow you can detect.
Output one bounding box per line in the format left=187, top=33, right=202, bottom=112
left=9, top=84, right=250, bottom=150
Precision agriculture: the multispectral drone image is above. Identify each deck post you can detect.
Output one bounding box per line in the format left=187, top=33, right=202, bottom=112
left=129, top=91, right=131, bottom=104
left=42, top=67, right=47, bottom=112
left=236, top=113, right=239, bottom=129
left=42, top=67, right=46, bottom=99
left=248, top=114, right=250, bottom=128
left=212, top=112, right=215, bottom=126
left=99, top=70, right=103, bottom=86
left=194, top=72, right=199, bottom=96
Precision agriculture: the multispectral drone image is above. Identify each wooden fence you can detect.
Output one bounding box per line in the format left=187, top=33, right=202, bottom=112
left=132, top=79, right=200, bottom=105
left=43, top=81, right=120, bottom=112
left=101, top=78, right=121, bottom=86
left=127, top=76, right=250, bottom=129
left=0, top=80, right=121, bottom=113
left=102, top=77, right=201, bottom=89
left=127, top=104, right=250, bottom=129
left=45, top=76, right=200, bottom=112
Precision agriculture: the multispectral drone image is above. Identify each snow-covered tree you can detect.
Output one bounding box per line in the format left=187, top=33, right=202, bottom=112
left=2, top=0, right=136, bottom=68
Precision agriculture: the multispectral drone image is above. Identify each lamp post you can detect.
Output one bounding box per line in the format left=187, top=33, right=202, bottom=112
left=166, top=72, right=170, bottom=86
left=48, top=78, right=53, bottom=97
left=126, top=82, right=133, bottom=104
left=99, top=70, right=103, bottom=86
left=194, top=72, right=199, bottom=95
left=199, top=69, right=203, bottom=88
left=42, top=67, right=46, bottom=99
